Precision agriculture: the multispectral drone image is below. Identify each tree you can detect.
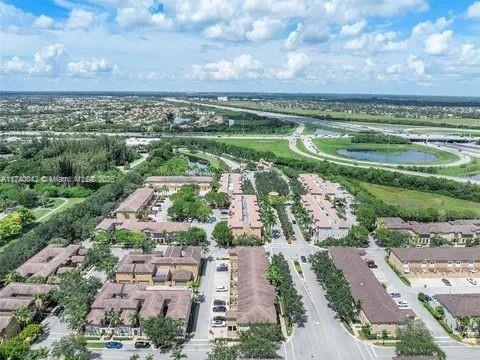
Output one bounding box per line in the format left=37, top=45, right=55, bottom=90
left=207, top=343, right=238, bottom=360
left=381, top=329, right=389, bottom=344
left=145, top=355, right=154, bottom=360
left=173, top=227, right=207, bottom=246
left=85, top=242, right=117, bottom=273
left=170, top=347, right=187, bottom=360
left=458, top=316, right=471, bottom=338
left=13, top=306, right=35, bottom=327
left=129, top=355, right=140, bottom=360
left=395, top=318, right=446, bottom=360
left=106, top=310, right=121, bottom=328
left=237, top=323, right=282, bottom=359
left=52, top=334, right=89, bottom=360
left=259, top=198, right=276, bottom=238
left=141, top=316, right=180, bottom=348
left=212, top=221, right=234, bottom=247
left=19, top=189, right=37, bottom=208
left=474, top=317, right=480, bottom=341
left=2, top=271, right=26, bottom=285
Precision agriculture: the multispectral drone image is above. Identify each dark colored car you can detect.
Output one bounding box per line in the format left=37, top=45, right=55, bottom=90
left=366, top=260, right=377, bottom=268
left=134, top=341, right=151, bottom=349
left=53, top=306, right=63, bottom=316
left=213, top=306, right=227, bottom=313
left=105, top=342, right=123, bottom=349
left=441, top=278, right=452, bottom=286
left=213, top=316, right=226, bottom=321
left=216, top=264, right=228, bottom=272
left=213, top=299, right=226, bottom=306
left=300, top=256, right=307, bottom=263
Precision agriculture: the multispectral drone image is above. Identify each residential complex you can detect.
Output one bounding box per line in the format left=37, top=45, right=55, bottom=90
left=301, top=194, right=348, bottom=233
left=115, top=246, right=202, bottom=286
left=298, top=173, right=335, bottom=196
left=0, top=283, right=53, bottom=343
left=16, top=244, right=86, bottom=279
left=145, top=176, right=213, bottom=195
left=228, top=195, right=263, bottom=238
left=377, top=217, right=480, bottom=245
left=329, top=247, right=415, bottom=336
left=226, top=247, right=277, bottom=338
left=389, top=247, right=480, bottom=278
left=434, top=293, right=480, bottom=336
left=219, top=173, right=243, bottom=196
left=115, top=187, right=155, bottom=219
left=95, top=218, right=190, bottom=243
left=85, top=283, right=192, bottom=337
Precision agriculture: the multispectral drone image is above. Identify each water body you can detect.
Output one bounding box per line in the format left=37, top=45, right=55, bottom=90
left=314, top=128, right=338, bottom=136
left=337, top=149, right=438, bottom=164
left=470, top=173, right=480, bottom=181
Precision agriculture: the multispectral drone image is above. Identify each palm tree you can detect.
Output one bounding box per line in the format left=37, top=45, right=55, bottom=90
left=2, top=271, right=25, bottom=285
left=170, top=347, right=187, bottom=360
left=34, top=292, right=50, bottom=312
left=128, top=311, right=141, bottom=328
left=159, top=185, right=169, bottom=196
left=105, top=310, right=121, bottom=328
left=145, top=355, right=154, bottom=360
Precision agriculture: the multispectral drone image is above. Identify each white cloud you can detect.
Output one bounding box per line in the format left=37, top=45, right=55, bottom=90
left=284, top=23, right=329, bottom=49
left=340, top=20, right=367, bottom=37
left=245, top=18, right=283, bottom=42
left=274, top=52, right=310, bottom=80
left=411, top=17, right=452, bottom=38
left=466, top=2, right=480, bottom=19
left=191, top=54, right=263, bottom=80
left=65, top=9, right=94, bottom=30
left=33, top=15, right=54, bottom=29
left=67, top=58, right=116, bottom=76
left=424, top=30, right=453, bottom=55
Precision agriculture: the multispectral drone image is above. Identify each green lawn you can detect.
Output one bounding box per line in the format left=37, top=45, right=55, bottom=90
left=360, top=182, right=480, bottom=216
left=312, top=138, right=459, bottom=165
left=33, top=197, right=86, bottom=222
left=434, top=158, right=480, bottom=177
left=215, top=139, right=307, bottom=160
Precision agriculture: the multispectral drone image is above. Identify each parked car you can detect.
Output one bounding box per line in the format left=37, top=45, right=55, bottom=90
left=106, top=342, right=123, bottom=349
left=292, top=220, right=297, bottom=224
left=212, top=320, right=226, bottom=327
left=441, top=278, right=452, bottom=286
left=388, top=292, right=401, bottom=298
left=397, top=301, right=408, bottom=308
left=213, top=306, right=227, bottom=313
left=52, top=306, right=63, bottom=316
left=213, top=316, right=226, bottom=321
left=425, top=294, right=433, bottom=302
left=213, top=299, right=226, bottom=306
left=366, top=260, right=377, bottom=268
left=134, top=341, right=151, bottom=349
left=467, top=278, right=478, bottom=285
left=216, top=286, right=228, bottom=292
left=300, top=256, right=307, bottom=263
left=216, top=264, right=228, bottom=272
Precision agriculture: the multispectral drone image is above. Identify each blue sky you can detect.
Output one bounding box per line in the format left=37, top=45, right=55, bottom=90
left=1, top=0, right=480, bottom=95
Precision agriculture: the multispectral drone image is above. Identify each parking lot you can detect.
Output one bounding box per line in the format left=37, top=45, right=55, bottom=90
left=410, top=277, right=480, bottom=294
left=151, top=196, right=172, bottom=221
left=209, top=258, right=230, bottom=339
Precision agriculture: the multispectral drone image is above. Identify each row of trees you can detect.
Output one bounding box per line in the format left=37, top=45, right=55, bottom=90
left=212, top=221, right=265, bottom=246
left=273, top=203, right=294, bottom=239
left=350, top=131, right=411, bottom=144
left=254, top=171, right=289, bottom=197
left=309, top=252, right=357, bottom=324
left=268, top=254, right=307, bottom=326
left=94, top=230, right=156, bottom=253
left=374, top=227, right=411, bottom=248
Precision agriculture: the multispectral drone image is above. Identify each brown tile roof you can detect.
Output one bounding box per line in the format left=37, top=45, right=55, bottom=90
left=219, top=173, right=243, bottom=195
left=116, top=188, right=154, bottom=213
left=95, top=218, right=190, bottom=233
left=228, top=195, right=263, bottom=230
left=379, top=217, right=480, bottom=237
left=86, top=283, right=191, bottom=326
left=145, top=176, right=212, bottom=184
left=16, top=244, right=84, bottom=278
left=115, top=247, right=201, bottom=277
left=329, top=247, right=415, bottom=325
left=0, top=283, right=53, bottom=333
left=227, top=247, right=277, bottom=325
left=390, top=247, right=480, bottom=262
left=435, top=293, right=480, bottom=317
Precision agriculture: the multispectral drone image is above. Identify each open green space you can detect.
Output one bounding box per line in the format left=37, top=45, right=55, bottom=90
left=222, top=100, right=480, bottom=128
left=360, top=182, right=480, bottom=216
left=312, top=137, right=459, bottom=165
left=433, top=157, right=480, bottom=177
left=215, top=138, right=307, bottom=160
left=33, top=197, right=86, bottom=222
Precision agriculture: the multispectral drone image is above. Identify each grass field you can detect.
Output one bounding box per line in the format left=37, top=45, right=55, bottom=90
left=215, top=138, right=307, bottom=160
left=33, top=197, right=85, bottom=222
left=223, top=101, right=480, bottom=128
left=312, top=138, right=458, bottom=165
left=433, top=157, right=480, bottom=176
left=360, top=182, right=480, bottom=216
